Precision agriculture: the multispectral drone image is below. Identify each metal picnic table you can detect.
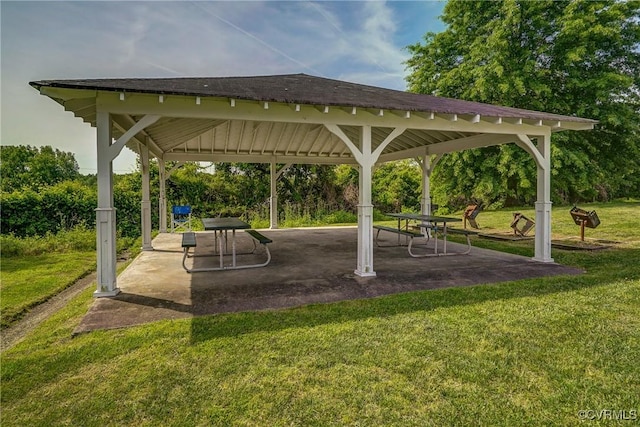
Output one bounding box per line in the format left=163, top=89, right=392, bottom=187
left=202, top=217, right=251, bottom=269
left=181, top=217, right=272, bottom=273
left=383, top=213, right=470, bottom=257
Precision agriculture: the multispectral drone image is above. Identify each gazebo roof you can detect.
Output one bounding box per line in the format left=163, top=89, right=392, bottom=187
left=31, top=73, right=595, bottom=123
left=30, top=73, right=597, bottom=165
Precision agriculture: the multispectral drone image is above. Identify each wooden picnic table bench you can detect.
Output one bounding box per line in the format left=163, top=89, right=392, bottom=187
left=376, top=213, right=474, bottom=257
left=373, top=224, right=429, bottom=255
left=373, top=225, right=423, bottom=244
left=245, top=229, right=273, bottom=245
left=181, top=227, right=272, bottom=273
left=426, top=225, right=473, bottom=255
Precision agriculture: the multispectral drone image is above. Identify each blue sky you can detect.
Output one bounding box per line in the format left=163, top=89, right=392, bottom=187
left=1, top=1, right=445, bottom=173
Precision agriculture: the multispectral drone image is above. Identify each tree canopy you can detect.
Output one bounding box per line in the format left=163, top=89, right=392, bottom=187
left=0, top=145, right=80, bottom=193
left=406, top=0, right=640, bottom=207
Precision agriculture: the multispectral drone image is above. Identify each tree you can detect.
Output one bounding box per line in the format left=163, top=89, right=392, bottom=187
left=373, top=160, right=422, bottom=212
left=0, top=145, right=80, bottom=192
left=406, top=0, right=640, bottom=206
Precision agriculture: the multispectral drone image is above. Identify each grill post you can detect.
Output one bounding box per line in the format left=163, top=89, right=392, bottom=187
left=569, top=206, right=600, bottom=241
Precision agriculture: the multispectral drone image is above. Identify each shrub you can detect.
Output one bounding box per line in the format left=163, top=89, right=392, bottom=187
left=323, top=210, right=357, bottom=224
left=1, top=181, right=96, bottom=237
left=0, top=227, right=96, bottom=257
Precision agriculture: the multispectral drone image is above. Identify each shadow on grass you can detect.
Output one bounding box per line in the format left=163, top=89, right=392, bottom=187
left=115, top=292, right=192, bottom=313
left=190, top=246, right=640, bottom=344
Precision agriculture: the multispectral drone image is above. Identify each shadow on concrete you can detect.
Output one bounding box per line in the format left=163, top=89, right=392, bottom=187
left=116, top=292, right=192, bottom=313
left=74, top=227, right=586, bottom=338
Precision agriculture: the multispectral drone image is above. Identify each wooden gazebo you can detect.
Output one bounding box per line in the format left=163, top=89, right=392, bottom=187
left=30, top=74, right=596, bottom=296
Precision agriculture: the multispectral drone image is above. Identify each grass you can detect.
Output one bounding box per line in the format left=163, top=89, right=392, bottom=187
left=375, top=200, right=640, bottom=257
left=460, top=200, right=639, bottom=245
left=1, top=201, right=639, bottom=426
left=1, top=229, right=143, bottom=329
left=0, top=251, right=95, bottom=328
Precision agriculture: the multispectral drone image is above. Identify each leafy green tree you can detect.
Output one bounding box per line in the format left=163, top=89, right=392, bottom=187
left=279, top=165, right=341, bottom=208
left=0, top=145, right=80, bottom=192
left=207, top=163, right=348, bottom=219
left=167, top=163, right=211, bottom=210
left=373, top=160, right=422, bottom=212
left=406, top=0, right=640, bottom=206
left=334, top=164, right=360, bottom=211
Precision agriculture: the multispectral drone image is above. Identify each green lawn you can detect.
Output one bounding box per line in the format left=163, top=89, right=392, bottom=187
left=461, top=200, right=639, bottom=244
left=0, top=251, right=95, bottom=328
left=1, top=201, right=639, bottom=426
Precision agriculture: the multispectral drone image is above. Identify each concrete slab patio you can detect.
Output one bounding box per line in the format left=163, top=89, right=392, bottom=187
left=74, top=227, right=583, bottom=335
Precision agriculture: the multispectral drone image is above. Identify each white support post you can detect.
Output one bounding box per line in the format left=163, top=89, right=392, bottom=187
left=419, top=154, right=442, bottom=216
left=270, top=161, right=279, bottom=229
left=269, top=162, right=292, bottom=229
left=356, top=125, right=376, bottom=277
left=325, top=124, right=405, bottom=277
left=533, top=133, right=554, bottom=262
left=421, top=155, right=432, bottom=216
left=93, top=113, right=162, bottom=297
left=516, top=133, right=554, bottom=262
left=158, top=159, right=167, bottom=233
left=140, top=141, right=153, bottom=251
left=94, top=111, right=119, bottom=297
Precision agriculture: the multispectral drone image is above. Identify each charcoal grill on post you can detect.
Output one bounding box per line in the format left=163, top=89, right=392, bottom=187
left=463, top=204, right=481, bottom=229
left=510, top=212, right=535, bottom=237
left=570, top=206, right=600, bottom=241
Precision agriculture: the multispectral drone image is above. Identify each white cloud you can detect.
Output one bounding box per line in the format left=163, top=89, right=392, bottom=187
left=354, top=2, right=409, bottom=77
left=1, top=1, right=444, bottom=171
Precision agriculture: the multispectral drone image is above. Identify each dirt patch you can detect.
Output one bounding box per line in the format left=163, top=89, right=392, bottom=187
left=1, top=256, right=130, bottom=352
left=479, top=232, right=534, bottom=241
left=551, top=239, right=613, bottom=251
left=1, top=272, right=96, bottom=351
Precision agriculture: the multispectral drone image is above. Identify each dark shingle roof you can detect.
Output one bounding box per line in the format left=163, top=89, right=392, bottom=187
left=30, top=73, right=596, bottom=124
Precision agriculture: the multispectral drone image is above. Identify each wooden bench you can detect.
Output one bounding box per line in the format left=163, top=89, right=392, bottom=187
left=181, top=230, right=272, bottom=273
left=374, top=224, right=423, bottom=239
left=181, top=232, right=197, bottom=272
left=373, top=225, right=426, bottom=248
left=243, top=229, right=272, bottom=267
left=182, top=231, right=197, bottom=248
left=446, top=227, right=476, bottom=236
left=433, top=226, right=473, bottom=255
left=245, top=229, right=273, bottom=245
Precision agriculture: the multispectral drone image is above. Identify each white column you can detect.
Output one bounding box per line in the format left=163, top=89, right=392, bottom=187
left=325, top=124, right=405, bottom=277
left=356, top=125, right=376, bottom=277
left=420, top=155, right=432, bottom=216
left=269, top=162, right=291, bottom=229
left=270, top=161, right=278, bottom=229
left=418, top=154, right=443, bottom=216
left=534, top=133, right=554, bottom=262
left=94, top=111, right=119, bottom=297
left=140, top=141, right=153, bottom=251
left=158, top=159, right=167, bottom=233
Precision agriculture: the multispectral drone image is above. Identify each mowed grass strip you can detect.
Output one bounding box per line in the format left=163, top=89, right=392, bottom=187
left=0, top=251, right=95, bottom=328
left=2, top=258, right=639, bottom=426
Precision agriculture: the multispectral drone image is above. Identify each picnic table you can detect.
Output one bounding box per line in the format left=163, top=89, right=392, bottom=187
left=203, top=217, right=251, bottom=268
left=374, top=213, right=472, bottom=257
left=181, top=217, right=272, bottom=272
